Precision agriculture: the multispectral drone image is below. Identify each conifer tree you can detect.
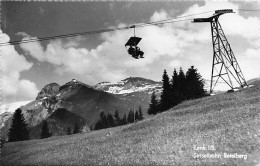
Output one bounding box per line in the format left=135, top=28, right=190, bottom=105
left=178, top=67, right=187, bottom=100
left=94, top=120, right=103, bottom=130
left=135, top=110, right=139, bottom=122
left=107, top=113, right=115, bottom=127
left=147, top=91, right=159, bottom=115
left=160, top=69, right=172, bottom=111
left=101, top=112, right=108, bottom=128
left=8, top=108, right=30, bottom=142
left=171, top=68, right=178, bottom=90
left=138, top=106, right=144, bottom=120
left=185, top=66, right=206, bottom=99
left=67, top=127, right=71, bottom=135
left=73, top=123, right=80, bottom=134
left=171, top=68, right=183, bottom=106
left=127, top=110, right=134, bottom=123
left=40, top=120, right=52, bottom=139
left=114, top=110, right=121, bottom=126
left=0, top=139, right=5, bottom=148
left=120, top=114, right=127, bottom=125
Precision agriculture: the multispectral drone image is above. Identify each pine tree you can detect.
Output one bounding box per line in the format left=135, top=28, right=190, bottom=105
left=8, top=108, right=30, bottom=142
left=120, top=114, right=127, bottom=125
left=67, top=127, right=71, bottom=135
left=40, top=120, right=52, bottom=139
left=94, top=120, right=103, bottom=130
left=138, top=106, right=144, bottom=120
left=0, top=138, right=5, bottom=148
left=107, top=113, right=115, bottom=127
left=127, top=110, right=134, bottom=123
left=178, top=67, right=187, bottom=94
left=178, top=67, right=187, bottom=99
left=171, top=68, right=183, bottom=106
left=73, top=123, right=80, bottom=134
left=114, top=110, right=121, bottom=126
left=100, top=112, right=108, bottom=129
left=135, top=110, right=139, bottom=122
left=186, top=66, right=206, bottom=99
left=147, top=91, right=159, bottom=115
left=160, top=69, right=172, bottom=112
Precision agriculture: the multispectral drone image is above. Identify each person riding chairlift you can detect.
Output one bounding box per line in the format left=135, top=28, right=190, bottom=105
left=128, top=46, right=138, bottom=59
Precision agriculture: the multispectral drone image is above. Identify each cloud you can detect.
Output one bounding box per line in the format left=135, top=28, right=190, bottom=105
left=240, top=48, right=260, bottom=80
left=18, top=1, right=260, bottom=91
left=0, top=30, right=39, bottom=104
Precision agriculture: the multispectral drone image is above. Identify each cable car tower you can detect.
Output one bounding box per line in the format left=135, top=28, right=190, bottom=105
left=193, top=9, right=248, bottom=93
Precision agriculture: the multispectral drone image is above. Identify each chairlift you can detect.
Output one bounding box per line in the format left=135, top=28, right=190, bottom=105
left=125, top=25, right=144, bottom=59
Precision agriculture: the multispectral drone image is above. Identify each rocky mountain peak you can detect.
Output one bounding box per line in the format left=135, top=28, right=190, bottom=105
left=122, top=77, right=161, bottom=86
left=59, top=79, right=92, bottom=92
left=36, top=83, right=60, bottom=100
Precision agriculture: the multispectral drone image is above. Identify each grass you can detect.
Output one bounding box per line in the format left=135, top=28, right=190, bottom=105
left=1, top=85, right=260, bottom=166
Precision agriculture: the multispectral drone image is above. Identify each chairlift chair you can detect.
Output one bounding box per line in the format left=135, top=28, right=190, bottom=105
left=125, top=26, right=144, bottom=59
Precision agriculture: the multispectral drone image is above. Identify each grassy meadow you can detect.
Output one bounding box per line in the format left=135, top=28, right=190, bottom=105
left=1, top=84, right=260, bottom=166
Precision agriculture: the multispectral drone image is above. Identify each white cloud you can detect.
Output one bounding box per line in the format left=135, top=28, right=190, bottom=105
left=150, top=10, right=168, bottom=22
left=0, top=30, right=39, bottom=104
left=241, top=48, right=260, bottom=80
left=18, top=1, right=260, bottom=91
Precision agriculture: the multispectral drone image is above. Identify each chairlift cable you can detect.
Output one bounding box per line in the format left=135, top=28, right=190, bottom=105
left=0, top=8, right=258, bottom=47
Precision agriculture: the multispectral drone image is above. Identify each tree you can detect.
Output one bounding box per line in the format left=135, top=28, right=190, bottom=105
left=178, top=67, right=187, bottom=98
left=73, top=123, right=80, bottom=134
left=100, top=112, right=108, bottom=129
left=94, top=120, right=103, bottom=130
left=147, top=91, right=159, bottom=115
left=8, top=108, right=30, bottom=142
left=185, top=66, right=206, bottom=99
left=160, top=69, right=172, bottom=112
left=0, top=139, right=5, bottom=148
left=120, top=114, right=127, bottom=125
left=135, top=110, right=139, bottom=122
left=107, top=113, right=115, bottom=127
left=67, top=127, right=71, bottom=135
left=114, top=110, right=121, bottom=126
left=127, top=110, right=134, bottom=123
left=40, top=120, right=52, bottom=139
left=95, top=112, right=111, bottom=130
left=138, top=106, right=144, bottom=120
left=170, top=68, right=183, bottom=106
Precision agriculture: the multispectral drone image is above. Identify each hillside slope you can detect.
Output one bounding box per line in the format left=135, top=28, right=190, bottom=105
left=1, top=83, right=260, bottom=166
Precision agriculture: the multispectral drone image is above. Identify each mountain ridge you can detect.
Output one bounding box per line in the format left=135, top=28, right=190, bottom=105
left=94, top=77, right=162, bottom=94
left=2, top=76, right=258, bottom=140
left=1, top=77, right=160, bottom=140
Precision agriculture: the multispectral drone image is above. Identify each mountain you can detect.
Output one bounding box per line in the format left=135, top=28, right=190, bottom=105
left=94, top=77, right=162, bottom=94
left=1, top=78, right=159, bottom=140
left=36, top=83, right=60, bottom=100
left=0, top=77, right=162, bottom=140
left=30, top=108, right=89, bottom=138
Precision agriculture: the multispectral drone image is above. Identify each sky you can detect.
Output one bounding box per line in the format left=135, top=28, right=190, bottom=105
left=1, top=0, right=260, bottom=104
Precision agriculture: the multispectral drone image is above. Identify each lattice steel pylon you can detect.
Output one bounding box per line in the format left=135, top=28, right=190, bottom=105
left=193, top=9, right=248, bottom=93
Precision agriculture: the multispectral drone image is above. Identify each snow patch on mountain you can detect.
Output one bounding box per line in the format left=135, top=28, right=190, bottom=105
left=94, top=77, right=162, bottom=94
left=0, top=101, right=32, bottom=115
left=104, top=84, right=161, bottom=94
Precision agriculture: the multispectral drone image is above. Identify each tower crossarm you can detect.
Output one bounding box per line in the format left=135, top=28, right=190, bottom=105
left=192, top=9, right=234, bottom=23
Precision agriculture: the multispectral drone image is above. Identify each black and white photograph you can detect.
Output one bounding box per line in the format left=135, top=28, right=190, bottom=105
left=0, top=0, right=260, bottom=165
